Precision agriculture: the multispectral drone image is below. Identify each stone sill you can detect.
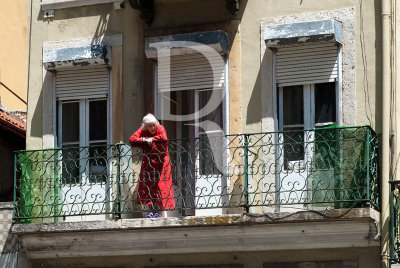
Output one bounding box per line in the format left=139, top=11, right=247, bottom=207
left=0, top=202, right=13, bottom=210
left=12, top=207, right=380, bottom=235
left=41, top=0, right=124, bottom=17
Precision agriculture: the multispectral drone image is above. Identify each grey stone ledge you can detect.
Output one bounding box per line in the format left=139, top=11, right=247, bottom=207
left=145, top=30, right=229, bottom=58
left=0, top=202, right=14, bottom=210
left=264, top=19, right=342, bottom=47
left=12, top=208, right=379, bottom=235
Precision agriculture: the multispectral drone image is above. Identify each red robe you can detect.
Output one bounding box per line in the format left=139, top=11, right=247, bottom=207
left=129, top=125, right=175, bottom=210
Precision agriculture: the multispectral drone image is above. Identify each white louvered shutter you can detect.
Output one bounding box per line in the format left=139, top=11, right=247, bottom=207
left=275, top=42, right=339, bottom=87
left=157, top=53, right=226, bottom=92
left=56, top=66, right=109, bottom=100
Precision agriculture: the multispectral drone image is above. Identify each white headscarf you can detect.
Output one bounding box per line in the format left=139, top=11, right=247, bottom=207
left=142, top=113, right=159, bottom=126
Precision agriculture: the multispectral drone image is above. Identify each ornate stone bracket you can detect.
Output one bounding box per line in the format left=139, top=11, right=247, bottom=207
left=129, top=0, right=154, bottom=25
left=226, top=0, right=239, bottom=15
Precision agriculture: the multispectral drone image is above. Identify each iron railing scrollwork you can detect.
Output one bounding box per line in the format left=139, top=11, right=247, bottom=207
left=13, top=126, right=379, bottom=223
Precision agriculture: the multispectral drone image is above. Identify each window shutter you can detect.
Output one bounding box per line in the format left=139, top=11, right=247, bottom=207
left=55, top=66, right=109, bottom=100
left=275, top=42, right=339, bottom=87
left=157, top=53, right=226, bottom=92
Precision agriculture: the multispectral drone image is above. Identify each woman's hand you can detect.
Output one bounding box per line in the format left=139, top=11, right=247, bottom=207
left=141, top=137, right=153, bottom=145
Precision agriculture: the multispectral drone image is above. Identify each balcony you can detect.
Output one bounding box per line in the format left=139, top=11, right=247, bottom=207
left=13, top=126, right=379, bottom=223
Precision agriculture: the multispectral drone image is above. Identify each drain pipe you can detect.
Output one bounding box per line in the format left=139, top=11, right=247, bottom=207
left=381, top=0, right=392, bottom=266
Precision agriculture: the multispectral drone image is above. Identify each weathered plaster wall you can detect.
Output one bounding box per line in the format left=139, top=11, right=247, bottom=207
left=0, top=0, right=28, bottom=111
left=241, top=0, right=379, bottom=133
left=150, top=0, right=380, bottom=133
left=260, top=8, right=356, bottom=133
left=27, top=0, right=381, bottom=148
left=30, top=247, right=380, bottom=268
left=26, top=1, right=145, bottom=149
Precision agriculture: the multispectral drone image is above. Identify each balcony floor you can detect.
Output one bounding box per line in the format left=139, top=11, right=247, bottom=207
left=12, top=208, right=380, bottom=260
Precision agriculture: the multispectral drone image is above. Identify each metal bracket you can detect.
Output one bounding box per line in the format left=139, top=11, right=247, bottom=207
left=129, top=0, right=154, bottom=25
left=226, top=0, right=239, bottom=15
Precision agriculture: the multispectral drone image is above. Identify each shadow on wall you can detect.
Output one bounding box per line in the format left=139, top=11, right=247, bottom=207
left=0, top=132, right=24, bottom=201
left=246, top=67, right=262, bottom=126
left=373, top=0, right=382, bottom=131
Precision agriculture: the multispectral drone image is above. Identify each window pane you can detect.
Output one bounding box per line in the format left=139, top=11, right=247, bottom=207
left=62, top=102, right=79, bottom=143
left=199, top=90, right=223, bottom=130
left=89, top=100, right=107, bottom=141
left=315, top=82, right=336, bottom=124
left=282, top=85, right=303, bottom=125
left=199, top=134, right=223, bottom=176
left=88, top=143, right=107, bottom=183
left=283, top=127, right=304, bottom=170
left=61, top=144, right=80, bottom=184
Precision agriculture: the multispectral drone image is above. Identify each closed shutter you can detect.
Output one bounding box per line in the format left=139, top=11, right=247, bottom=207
left=275, top=42, right=339, bottom=87
left=157, top=53, right=226, bottom=92
left=55, top=66, right=109, bottom=100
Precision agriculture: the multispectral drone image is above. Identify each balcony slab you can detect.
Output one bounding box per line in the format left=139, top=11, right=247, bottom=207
left=12, top=208, right=380, bottom=259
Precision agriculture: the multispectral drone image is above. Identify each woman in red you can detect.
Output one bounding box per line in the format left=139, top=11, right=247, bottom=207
left=129, top=113, right=175, bottom=218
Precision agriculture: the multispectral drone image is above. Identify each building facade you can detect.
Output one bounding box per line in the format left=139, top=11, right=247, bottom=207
left=12, top=0, right=399, bottom=267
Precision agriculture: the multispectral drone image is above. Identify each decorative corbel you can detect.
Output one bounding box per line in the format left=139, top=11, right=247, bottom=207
left=129, top=0, right=154, bottom=25
left=226, top=0, right=239, bottom=15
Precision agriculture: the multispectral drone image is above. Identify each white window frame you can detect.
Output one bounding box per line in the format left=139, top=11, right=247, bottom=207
left=57, top=98, right=110, bottom=149
left=275, top=44, right=343, bottom=129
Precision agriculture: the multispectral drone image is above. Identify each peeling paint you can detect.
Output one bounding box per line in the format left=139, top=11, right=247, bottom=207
left=145, top=30, right=229, bottom=58
left=43, top=44, right=109, bottom=70
left=264, top=19, right=342, bottom=47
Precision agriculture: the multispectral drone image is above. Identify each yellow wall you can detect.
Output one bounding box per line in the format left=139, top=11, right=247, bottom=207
left=0, top=0, right=28, bottom=111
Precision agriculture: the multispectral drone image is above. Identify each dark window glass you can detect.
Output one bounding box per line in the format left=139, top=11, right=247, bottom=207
left=88, top=143, right=107, bottom=183
left=283, top=127, right=304, bottom=169
left=61, top=144, right=80, bottom=184
left=282, top=85, right=303, bottom=125
left=62, top=102, right=79, bottom=143
left=199, top=133, right=223, bottom=176
left=89, top=100, right=107, bottom=141
left=315, top=82, right=336, bottom=124
left=199, top=90, right=223, bottom=130
left=198, top=90, right=224, bottom=175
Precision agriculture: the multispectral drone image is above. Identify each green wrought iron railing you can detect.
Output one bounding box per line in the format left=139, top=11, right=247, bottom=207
left=390, top=181, right=400, bottom=264
left=13, top=126, right=379, bottom=223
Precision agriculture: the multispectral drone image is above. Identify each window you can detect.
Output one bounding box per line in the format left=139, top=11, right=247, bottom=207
left=279, top=82, right=337, bottom=168
left=155, top=52, right=228, bottom=176
left=276, top=42, right=340, bottom=168
left=59, top=99, right=108, bottom=184
left=153, top=49, right=229, bottom=215
left=56, top=66, right=110, bottom=185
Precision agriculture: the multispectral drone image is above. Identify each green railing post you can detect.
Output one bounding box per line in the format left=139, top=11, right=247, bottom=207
left=53, top=150, right=59, bottom=223
left=115, top=144, right=122, bottom=219
left=366, top=128, right=371, bottom=205
left=13, top=152, right=17, bottom=223
left=390, top=182, right=395, bottom=264
left=244, top=134, right=249, bottom=213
